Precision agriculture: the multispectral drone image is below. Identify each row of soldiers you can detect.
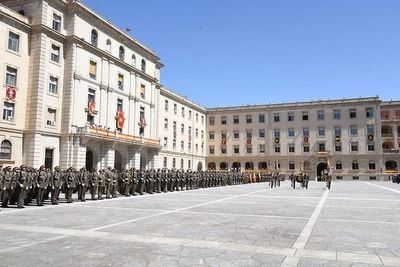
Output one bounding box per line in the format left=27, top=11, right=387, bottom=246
left=0, top=165, right=248, bottom=209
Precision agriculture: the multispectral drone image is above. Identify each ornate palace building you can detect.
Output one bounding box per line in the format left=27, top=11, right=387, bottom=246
left=0, top=0, right=399, bottom=179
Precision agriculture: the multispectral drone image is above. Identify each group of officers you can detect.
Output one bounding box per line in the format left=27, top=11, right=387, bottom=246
left=0, top=165, right=249, bottom=209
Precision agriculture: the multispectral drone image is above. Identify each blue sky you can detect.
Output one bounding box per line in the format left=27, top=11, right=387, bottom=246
left=82, top=0, right=400, bottom=107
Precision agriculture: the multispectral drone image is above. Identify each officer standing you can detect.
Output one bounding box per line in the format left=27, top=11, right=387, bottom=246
left=97, top=169, right=105, bottom=200
left=65, top=168, right=76, bottom=203
left=36, top=166, right=48, bottom=206
left=51, top=167, right=63, bottom=205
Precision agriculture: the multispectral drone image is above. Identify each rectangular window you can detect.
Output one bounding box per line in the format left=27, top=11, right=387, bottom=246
left=233, top=115, right=239, bottom=124
left=196, top=113, right=199, bottom=122
left=209, top=132, right=214, bottom=140
left=303, top=127, right=309, bottom=137
left=173, top=139, right=176, bottom=149
left=368, top=143, right=375, bottom=151
left=302, top=111, right=309, bottom=121
left=140, top=84, right=145, bottom=99
left=181, top=107, right=185, bottom=117
left=350, top=126, right=358, bottom=136
left=259, top=114, right=265, bottom=123
left=349, top=108, right=357, bottom=119
left=181, top=124, right=184, bottom=134
left=221, top=116, right=227, bottom=125
left=209, top=146, right=215, bottom=154
left=221, top=146, right=227, bottom=154
left=259, top=144, right=266, bottom=154
left=288, top=112, right=294, bottom=122
left=2, top=102, right=14, bottom=121
left=318, top=143, right=325, bottom=152
left=318, top=127, right=325, bottom=136
left=333, top=110, right=341, bottom=120
left=233, top=131, right=239, bottom=139
left=165, top=100, right=169, bottom=111
left=89, top=60, right=97, bottom=79
left=188, top=110, right=192, bottom=119
left=288, top=128, right=295, bottom=137
left=49, top=76, right=58, bottom=95
left=352, top=162, right=359, bottom=170
left=335, top=144, right=342, bottom=152
left=201, top=115, right=204, bottom=124
left=221, top=131, right=227, bottom=139
left=195, top=128, right=199, bottom=138
left=233, top=145, right=240, bottom=154
left=46, top=108, right=56, bottom=126
left=164, top=118, right=168, bottom=129
left=50, top=44, right=60, bottom=63
left=117, top=99, right=123, bottom=111
left=367, top=125, right=374, bottom=134
left=201, top=130, right=204, bottom=139
left=246, top=114, right=252, bottom=123
left=289, top=144, right=295, bottom=153
left=163, top=137, right=168, bottom=148
left=52, top=13, right=62, bottom=32
left=246, top=145, right=252, bottom=154
left=209, top=116, right=215, bottom=125
left=336, top=162, right=342, bottom=170
left=366, top=107, right=374, bottom=118
left=369, top=162, right=376, bottom=169
left=273, top=113, right=280, bottom=122
left=181, top=141, right=184, bottom=151
left=259, top=129, right=265, bottom=138
left=274, top=145, right=280, bottom=153
left=334, top=127, right=341, bottom=136
left=303, top=144, right=310, bottom=153
left=317, top=110, right=325, bottom=120
left=118, top=74, right=124, bottom=90
left=195, top=144, right=198, bottom=153
left=5, top=66, right=17, bottom=86
left=174, top=104, right=177, bottom=114
left=274, top=129, right=280, bottom=138
left=246, top=130, right=252, bottom=139
left=8, top=32, right=20, bottom=52
left=351, top=142, right=358, bottom=152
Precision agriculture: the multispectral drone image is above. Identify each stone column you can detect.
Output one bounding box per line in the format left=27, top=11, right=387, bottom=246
left=99, top=143, right=115, bottom=169
left=126, top=146, right=141, bottom=169
left=393, top=124, right=399, bottom=149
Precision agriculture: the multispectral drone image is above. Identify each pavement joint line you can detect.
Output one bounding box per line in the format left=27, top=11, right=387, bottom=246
left=328, top=197, right=400, bottom=202
left=364, top=182, right=400, bottom=194
left=281, top=189, right=329, bottom=267
left=220, top=200, right=318, bottom=207
left=318, top=217, right=400, bottom=225
left=0, top=222, right=398, bottom=266
left=89, top=187, right=270, bottom=231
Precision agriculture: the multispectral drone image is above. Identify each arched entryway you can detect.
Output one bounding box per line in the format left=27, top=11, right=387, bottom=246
left=258, top=161, right=267, bottom=170
left=232, top=162, right=241, bottom=170
left=208, top=162, right=216, bottom=170
left=245, top=162, right=254, bottom=171
left=85, top=148, right=94, bottom=171
left=316, top=162, right=327, bottom=181
left=220, top=162, right=228, bottom=170
left=197, top=161, right=203, bottom=171
left=385, top=160, right=398, bottom=172
left=114, top=150, right=123, bottom=171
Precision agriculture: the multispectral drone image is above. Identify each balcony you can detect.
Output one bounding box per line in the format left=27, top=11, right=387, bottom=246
left=76, top=125, right=160, bottom=148
left=383, top=148, right=399, bottom=153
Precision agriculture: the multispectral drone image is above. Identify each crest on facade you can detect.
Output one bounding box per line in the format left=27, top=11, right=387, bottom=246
left=116, top=110, right=125, bottom=129
left=88, top=101, right=95, bottom=114
left=5, top=85, right=16, bottom=101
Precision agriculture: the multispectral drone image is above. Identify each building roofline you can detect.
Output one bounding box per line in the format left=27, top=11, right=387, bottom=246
left=71, top=0, right=162, bottom=64
left=206, top=96, right=381, bottom=112
left=160, top=87, right=207, bottom=113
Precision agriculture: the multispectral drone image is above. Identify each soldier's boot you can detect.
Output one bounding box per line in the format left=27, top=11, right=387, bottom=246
left=162, top=181, right=167, bottom=193
left=131, top=183, right=138, bottom=196
left=17, top=190, right=25, bottom=208
left=156, top=181, right=161, bottom=193
left=139, top=181, right=145, bottom=195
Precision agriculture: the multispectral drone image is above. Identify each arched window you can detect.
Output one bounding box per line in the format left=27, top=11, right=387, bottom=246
left=369, top=161, right=376, bottom=170
left=106, top=39, right=111, bottom=52
left=220, top=162, right=228, bottom=170
left=131, top=54, right=136, bottom=66
left=172, top=158, right=176, bottom=168
left=180, top=159, right=184, bottom=169
left=289, top=161, right=295, bottom=170
left=141, top=59, right=146, bottom=72
left=91, top=29, right=98, bottom=46
left=352, top=160, right=359, bottom=170
left=163, top=157, right=167, bottom=168
left=119, top=46, right=125, bottom=61
left=381, top=126, right=393, bottom=136
left=188, top=160, right=191, bottom=170
left=385, top=160, right=398, bottom=171
left=208, top=162, right=216, bottom=170
left=232, top=162, right=241, bottom=171
left=0, top=140, right=12, bottom=159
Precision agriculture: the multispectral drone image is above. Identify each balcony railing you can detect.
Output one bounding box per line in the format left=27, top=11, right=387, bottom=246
left=381, top=134, right=394, bottom=138
left=383, top=149, right=399, bottom=153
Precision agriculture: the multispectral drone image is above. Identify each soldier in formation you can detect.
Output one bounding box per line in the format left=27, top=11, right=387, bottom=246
left=0, top=166, right=249, bottom=209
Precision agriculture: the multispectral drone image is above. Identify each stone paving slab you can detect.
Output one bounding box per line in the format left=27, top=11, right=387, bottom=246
left=0, top=181, right=399, bottom=266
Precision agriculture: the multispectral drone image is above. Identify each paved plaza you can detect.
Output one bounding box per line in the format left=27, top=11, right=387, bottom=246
left=0, top=181, right=399, bottom=266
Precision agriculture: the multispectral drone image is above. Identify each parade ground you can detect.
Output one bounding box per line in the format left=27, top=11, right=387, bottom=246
left=0, top=181, right=399, bottom=267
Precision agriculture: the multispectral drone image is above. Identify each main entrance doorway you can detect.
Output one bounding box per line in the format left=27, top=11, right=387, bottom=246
left=316, top=162, right=327, bottom=181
